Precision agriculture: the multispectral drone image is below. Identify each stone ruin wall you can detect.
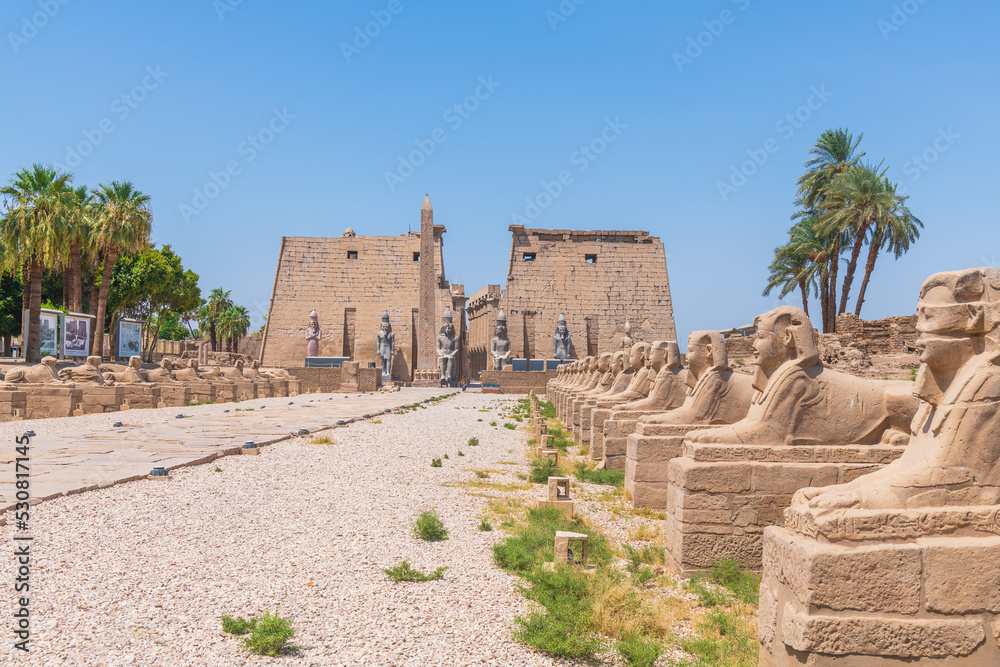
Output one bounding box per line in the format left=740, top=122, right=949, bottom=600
left=260, top=232, right=460, bottom=381
left=497, top=226, right=677, bottom=360
left=466, top=284, right=502, bottom=379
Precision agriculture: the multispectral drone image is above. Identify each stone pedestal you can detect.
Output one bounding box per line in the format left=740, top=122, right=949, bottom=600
left=287, top=379, right=301, bottom=396
left=79, top=386, right=124, bottom=415
left=0, top=387, right=27, bottom=422
left=601, top=410, right=662, bottom=471
left=625, top=423, right=711, bottom=510
left=155, top=385, right=190, bottom=408
left=411, top=368, right=438, bottom=388
left=252, top=380, right=272, bottom=399
left=209, top=381, right=236, bottom=403
left=118, top=384, right=160, bottom=410
left=340, top=361, right=360, bottom=392
left=267, top=379, right=288, bottom=398
left=664, top=440, right=905, bottom=575
left=185, top=381, right=215, bottom=404
left=760, top=516, right=1000, bottom=666
left=24, top=385, right=84, bottom=419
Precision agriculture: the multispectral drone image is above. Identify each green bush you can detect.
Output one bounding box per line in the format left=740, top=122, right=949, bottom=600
left=490, top=421, right=497, bottom=426
left=492, top=508, right=611, bottom=575
left=513, top=565, right=605, bottom=660
left=478, top=518, right=493, bottom=531
left=468, top=437, right=479, bottom=446
left=414, top=509, right=448, bottom=541
left=383, top=560, right=447, bottom=582
left=443, top=453, right=449, bottom=459
left=573, top=462, right=624, bottom=487
left=222, top=608, right=298, bottom=657
left=475, top=471, right=489, bottom=479
left=503, top=422, right=516, bottom=430
left=430, top=458, right=442, bottom=468
left=529, top=458, right=562, bottom=484
left=615, top=634, right=662, bottom=667
left=457, top=450, right=464, bottom=456
left=705, top=559, right=761, bottom=605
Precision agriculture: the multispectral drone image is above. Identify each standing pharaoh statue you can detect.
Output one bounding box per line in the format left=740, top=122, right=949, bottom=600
left=376, top=310, right=395, bottom=381
left=436, top=307, right=459, bottom=385
left=306, top=309, right=321, bottom=358
left=490, top=309, right=511, bottom=370
left=553, top=314, right=572, bottom=360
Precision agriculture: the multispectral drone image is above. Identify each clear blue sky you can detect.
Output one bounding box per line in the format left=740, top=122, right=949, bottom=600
left=4, top=1, right=998, bottom=343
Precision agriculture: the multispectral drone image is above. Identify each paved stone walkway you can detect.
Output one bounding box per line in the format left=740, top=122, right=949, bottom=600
left=0, top=389, right=454, bottom=514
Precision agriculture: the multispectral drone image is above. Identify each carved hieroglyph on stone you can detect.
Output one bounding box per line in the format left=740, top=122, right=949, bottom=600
left=306, top=309, right=321, bottom=358
left=436, top=307, right=459, bottom=385
left=625, top=331, right=755, bottom=509
left=665, top=306, right=919, bottom=574
left=376, top=310, right=395, bottom=381
left=761, top=268, right=1000, bottom=666
left=553, top=314, right=572, bottom=361
left=491, top=309, right=511, bottom=370
left=601, top=341, right=688, bottom=471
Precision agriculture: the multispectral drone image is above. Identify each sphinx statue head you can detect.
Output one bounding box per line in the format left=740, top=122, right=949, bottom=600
left=687, top=330, right=728, bottom=385
left=753, top=305, right=820, bottom=377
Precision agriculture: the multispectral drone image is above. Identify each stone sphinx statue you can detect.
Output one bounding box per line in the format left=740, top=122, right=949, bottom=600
left=58, top=355, right=107, bottom=385
left=603, top=342, right=653, bottom=403
left=172, top=359, right=205, bottom=383
left=436, top=307, right=459, bottom=385
left=690, top=305, right=915, bottom=446
left=795, top=267, right=1000, bottom=511
left=4, top=356, right=65, bottom=384
left=640, top=331, right=754, bottom=426
left=490, top=310, right=511, bottom=370
left=306, top=309, right=321, bottom=357
left=376, top=310, right=395, bottom=380
left=105, top=356, right=149, bottom=384
left=552, top=314, right=572, bottom=360
left=760, top=268, right=1000, bottom=666
left=255, top=360, right=290, bottom=379
left=144, top=357, right=182, bottom=384
left=614, top=341, right=687, bottom=412
left=220, top=360, right=245, bottom=381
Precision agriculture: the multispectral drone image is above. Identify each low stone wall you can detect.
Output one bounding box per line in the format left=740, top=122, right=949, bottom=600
left=278, top=367, right=343, bottom=393
left=835, top=312, right=917, bottom=354
left=359, top=368, right=379, bottom=393
left=481, top=369, right=558, bottom=394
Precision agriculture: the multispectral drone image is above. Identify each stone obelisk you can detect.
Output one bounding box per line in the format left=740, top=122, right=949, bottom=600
left=418, top=194, right=436, bottom=371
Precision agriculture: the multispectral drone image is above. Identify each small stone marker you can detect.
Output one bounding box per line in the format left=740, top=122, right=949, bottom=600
left=535, top=476, right=573, bottom=518
left=554, top=531, right=589, bottom=565
left=148, top=466, right=169, bottom=480
left=242, top=441, right=259, bottom=456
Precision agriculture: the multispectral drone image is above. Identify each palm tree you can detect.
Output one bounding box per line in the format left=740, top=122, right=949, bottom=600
left=61, top=185, right=96, bottom=313
left=0, top=165, right=73, bottom=362
left=91, top=181, right=152, bottom=356
left=852, top=180, right=922, bottom=316
left=763, top=218, right=821, bottom=316
left=197, top=288, right=232, bottom=351
left=794, top=129, right=865, bottom=332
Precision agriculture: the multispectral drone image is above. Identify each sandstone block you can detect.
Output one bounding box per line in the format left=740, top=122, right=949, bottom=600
left=924, top=538, right=1000, bottom=614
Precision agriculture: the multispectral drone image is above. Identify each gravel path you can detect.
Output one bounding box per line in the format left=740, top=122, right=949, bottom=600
left=1, top=393, right=583, bottom=667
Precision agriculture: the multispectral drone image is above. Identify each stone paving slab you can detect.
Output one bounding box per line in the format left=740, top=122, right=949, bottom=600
left=0, top=389, right=452, bottom=514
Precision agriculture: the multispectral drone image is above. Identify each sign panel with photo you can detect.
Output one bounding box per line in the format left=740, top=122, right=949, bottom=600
left=117, top=320, right=143, bottom=359
left=63, top=316, right=92, bottom=357
left=39, top=312, right=59, bottom=357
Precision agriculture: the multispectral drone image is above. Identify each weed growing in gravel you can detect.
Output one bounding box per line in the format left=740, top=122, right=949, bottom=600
left=475, top=471, right=489, bottom=479
left=529, top=458, right=562, bottom=484
left=443, top=454, right=449, bottom=459
left=413, top=509, right=448, bottom=541
left=503, top=422, right=516, bottom=430
left=213, top=466, right=223, bottom=473
left=222, top=608, right=299, bottom=657
left=458, top=450, right=464, bottom=456
left=490, top=421, right=497, bottom=426
left=627, top=524, right=662, bottom=542
left=235, top=407, right=255, bottom=411
left=574, top=462, right=624, bottom=487
left=383, top=561, right=447, bottom=582
left=309, top=435, right=334, bottom=445
left=431, top=458, right=442, bottom=468
left=468, top=437, right=479, bottom=446
left=479, top=518, right=493, bottom=531
left=477, top=418, right=483, bottom=422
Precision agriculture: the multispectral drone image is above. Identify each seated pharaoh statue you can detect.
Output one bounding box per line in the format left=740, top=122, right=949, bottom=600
left=4, top=356, right=66, bottom=384
left=690, top=305, right=915, bottom=446
left=760, top=268, right=1000, bottom=666
left=640, top=331, right=755, bottom=426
